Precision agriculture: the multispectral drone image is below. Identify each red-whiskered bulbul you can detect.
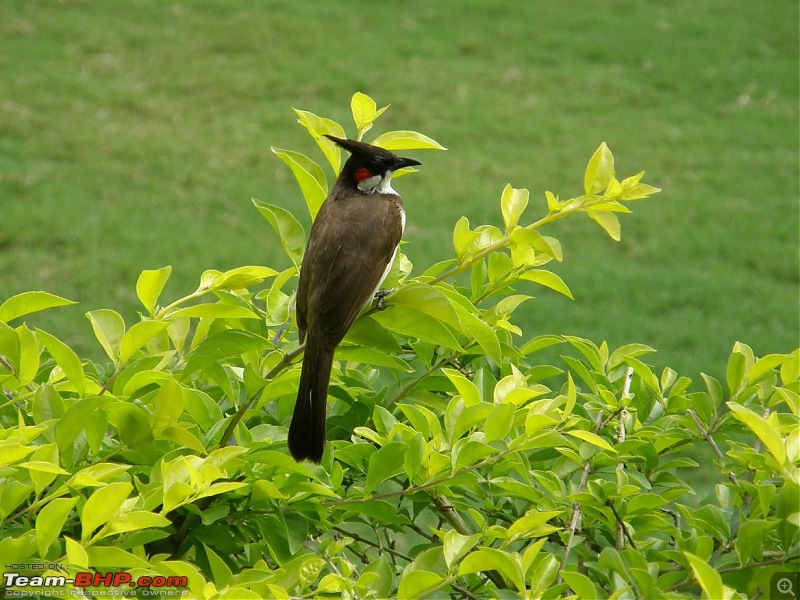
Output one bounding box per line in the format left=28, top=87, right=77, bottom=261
left=287, top=135, right=421, bottom=463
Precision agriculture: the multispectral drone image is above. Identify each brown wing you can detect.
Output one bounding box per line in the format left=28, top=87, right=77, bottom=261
left=297, top=192, right=403, bottom=348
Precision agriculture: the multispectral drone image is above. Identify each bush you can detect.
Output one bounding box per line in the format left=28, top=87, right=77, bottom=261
left=0, top=93, right=797, bottom=599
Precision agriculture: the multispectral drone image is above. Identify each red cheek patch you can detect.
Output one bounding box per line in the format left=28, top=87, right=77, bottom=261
left=355, top=167, right=373, bottom=182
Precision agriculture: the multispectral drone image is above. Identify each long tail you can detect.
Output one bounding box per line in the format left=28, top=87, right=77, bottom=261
left=288, top=335, right=333, bottom=463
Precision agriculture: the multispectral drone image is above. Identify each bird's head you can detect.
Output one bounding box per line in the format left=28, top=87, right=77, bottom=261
left=325, top=135, right=421, bottom=194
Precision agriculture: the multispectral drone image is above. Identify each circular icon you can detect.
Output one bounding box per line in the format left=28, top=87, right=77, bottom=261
left=778, top=577, right=795, bottom=596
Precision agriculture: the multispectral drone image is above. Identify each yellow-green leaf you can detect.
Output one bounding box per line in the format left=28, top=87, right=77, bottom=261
left=584, top=141, right=615, bottom=196
left=120, top=320, right=171, bottom=364
left=684, top=552, right=725, bottom=600
left=500, top=184, right=529, bottom=231
left=64, top=537, right=88, bottom=568
left=271, top=147, right=327, bottom=218
left=0, top=291, right=76, bottom=323
left=136, top=266, right=172, bottom=315
left=294, top=108, right=346, bottom=172
left=370, top=130, right=447, bottom=151
left=520, top=269, right=574, bottom=299
left=351, top=91, right=388, bottom=140
left=81, top=482, right=133, bottom=541
left=36, top=497, right=78, bottom=557
left=253, top=199, right=307, bottom=268
left=729, top=403, right=786, bottom=466
left=565, top=430, right=616, bottom=452
left=588, top=210, right=621, bottom=241
left=37, top=330, right=86, bottom=396
left=86, top=309, right=125, bottom=364
left=168, top=304, right=259, bottom=320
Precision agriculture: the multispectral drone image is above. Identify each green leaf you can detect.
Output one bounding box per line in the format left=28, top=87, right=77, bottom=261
left=485, top=402, right=515, bottom=442
left=561, top=571, right=600, bottom=599
left=85, top=545, right=151, bottom=568
left=204, top=543, right=233, bottom=588
left=608, top=343, right=657, bottom=369
left=500, top=184, right=529, bottom=231
left=136, top=266, right=172, bottom=315
left=152, top=377, right=184, bottom=434
left=253, top=199, right=306, bottom=268
left=728, top=403, right=786, bottom=466
left=119, top=320, right=171, bottom=364
left=81, top=482, right=133, bottom=541
left=36, top=497, right=78, bottom=557
left=181, top=330, right=272, bottom=380
left=735, top=518, right=779, bottom=564
left=453, top=216, right=479, bottom=259
left=506, top=510, right=563, bottom=542
left=584, top=141, right=615, bottom=196
left=105, top=402, right=156, bottom=461
left=366, top=442, right=407, bottom=495
left=335, top=345, right=412, bottom=372
left=294, top=108, right=347, bottom=172
left=370, top=129, right=447, bottom=151
left=565, top=429, right=616, bottom=452
left=201, top=266, right=278, bottom=291
left=684, top=552, right=725, bottom=600
left=107, top=510, right=171, bottom=535
left=442, top=367, right=481, bottom=406
left=459, top=547, right=523, bottom=592
left=519, top=269, right=574, bottom=299
left=168, top=303, right=259, bottom=320
left=64, top=537, right=89, bottom=568
left=726, top=349, right=747, bottom=395
left=749, top=353, right=789, bottom=383
left=36, top=329, right=86, bottom=395
left=453, top=439, right=495, bottom=471
left=86, top=309, right=125, bottom=364
left=587, top=209, right=621, bottom=241
left=370, top=305, right=464, bottom=351
left=0, top=291, right=76, bottom=323
left=159, top=425, right=206, bottom=454
left=16, top=324, right=39, bottom=387
left=443, top=530, right=480, bottom=570
left=351, top=91, right=389, bottom=139
left=270, top=148, right=327, bottom=218
left=397, top=570, right=444, bottom=600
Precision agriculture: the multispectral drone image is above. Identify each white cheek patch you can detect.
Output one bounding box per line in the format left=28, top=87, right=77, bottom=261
left=357, top=174, right=382, bottom=192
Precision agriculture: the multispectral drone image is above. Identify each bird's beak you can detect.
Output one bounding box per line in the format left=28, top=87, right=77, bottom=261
left=393, top=156, right=422, bottom=170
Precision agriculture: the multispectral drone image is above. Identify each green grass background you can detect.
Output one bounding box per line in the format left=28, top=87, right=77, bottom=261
left=1, top=1, right=797, bottom=381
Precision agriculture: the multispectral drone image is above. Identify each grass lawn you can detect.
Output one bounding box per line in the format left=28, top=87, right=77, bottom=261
left=1, top=0, right=797, bottom=380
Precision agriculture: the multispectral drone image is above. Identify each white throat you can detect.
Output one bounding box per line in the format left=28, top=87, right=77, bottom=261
left=358, top=170, right=397, bottom=195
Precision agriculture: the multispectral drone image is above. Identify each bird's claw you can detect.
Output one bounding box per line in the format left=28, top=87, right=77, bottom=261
left=374, top=288, right=394, bottom=311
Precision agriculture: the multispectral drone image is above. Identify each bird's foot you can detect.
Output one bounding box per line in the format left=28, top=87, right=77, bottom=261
left=374, top=288, right=394, bottom=311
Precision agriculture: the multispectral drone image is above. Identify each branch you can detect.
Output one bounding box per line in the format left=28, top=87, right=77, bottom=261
left=687, top=408, right=740, bottom=488
left=324, top=444, right=522, bottom=508
left=218, top=344, right=305, bottom=448
left=606, top=499, right=637, bottom=550
left=431, top=493, right=509, bottom=591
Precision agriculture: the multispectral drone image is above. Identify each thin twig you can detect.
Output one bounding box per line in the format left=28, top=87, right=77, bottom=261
left=687, top=408, right=740, bottom=487
left=606, top=499, right=637, bottom=550
left=332, top=525, right=412, bottom=563
left=324, top=445, right=520, bottom=507
left=218, top=344, right=305, bottom=448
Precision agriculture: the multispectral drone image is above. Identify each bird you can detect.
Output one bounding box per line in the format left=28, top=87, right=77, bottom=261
left=287, top=134, right=421, bottom=463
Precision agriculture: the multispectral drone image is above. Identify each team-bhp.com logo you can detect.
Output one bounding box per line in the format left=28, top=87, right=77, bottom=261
left=3, top=565, right=188, bottom=597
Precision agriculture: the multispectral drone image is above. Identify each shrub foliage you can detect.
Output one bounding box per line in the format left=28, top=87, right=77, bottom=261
left=0, top=94, right=797, bottom=599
